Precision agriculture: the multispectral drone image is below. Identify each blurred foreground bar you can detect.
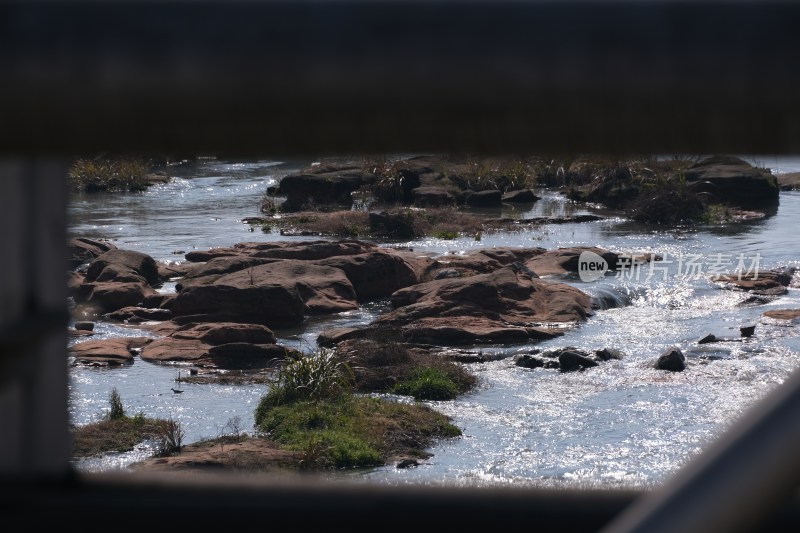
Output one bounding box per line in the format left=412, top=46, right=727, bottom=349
left=2, top=0, right=800, bottom=157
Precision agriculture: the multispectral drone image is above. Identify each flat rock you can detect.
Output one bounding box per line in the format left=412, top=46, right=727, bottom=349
left=69, top=337, right=152, bottom=365
left=170, top=260, right=358, bottom=327
left=763, top=309, right=800, bottom=321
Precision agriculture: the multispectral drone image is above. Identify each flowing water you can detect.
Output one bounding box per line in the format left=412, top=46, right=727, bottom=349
left=67, top=156, right=800, bottom=488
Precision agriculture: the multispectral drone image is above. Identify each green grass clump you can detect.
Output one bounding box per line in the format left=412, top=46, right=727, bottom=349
left=68, top=157, right=153, bottom=193
left=255, top=395, right=459, bottom=469
left=256, top=348, right=354, bottom=411
left=256, top=398, right=381, bottom=468
left=431, top=229, right=459, bottom=240
left=393, top=366, right=461, bottom=400
left=72, top=388, right=183, bottom=458
left=254, top=349, right=462, bottom=469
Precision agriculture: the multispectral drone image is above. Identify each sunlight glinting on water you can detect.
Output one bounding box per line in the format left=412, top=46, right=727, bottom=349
left=66, top=158, right=800, bottom=487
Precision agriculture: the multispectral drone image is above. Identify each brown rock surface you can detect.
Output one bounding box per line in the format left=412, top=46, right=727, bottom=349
left=69, top=337, right=153, bottom=365
left=170, top=260, right=358, bottom=327
left=763, top=309, right=800, bottom=320
left=85, top=249, right=160, bottom=286
left=375, top=266, right=592, bottom=345
left=716, top=268, right=796, bottom=296
left=68, top=237, right=117, bottom=269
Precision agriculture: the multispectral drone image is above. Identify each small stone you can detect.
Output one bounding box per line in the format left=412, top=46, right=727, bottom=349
left=513, top=354, right=545, bottom=369
left=740, top=324, right=756, bottom=337
left=595, top=347, right=624, bottom=361
left=396, top=459, right=420, bottom=469
left=559, top=349, right=598, bottom=372
left=74, top=321, right=95, bottom=332
left=656, top=347, right=686, bottom=372
left=698, top=334, right=717, bottom=344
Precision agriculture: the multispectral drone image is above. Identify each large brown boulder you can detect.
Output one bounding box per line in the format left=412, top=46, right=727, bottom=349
left=139, top=338, right=290, bottom=369
left=74, top=281, right=160, bottom=314
left=525, top=246, right=621, bottom=277
left=168, top=322, right=277, bottom=345
left=170, top=260, right=358, bottom=327
left=387, top=316, right=563, bottom=345
left=69, top=337, right=152, bottom=366
left=176, top=255, right=279, bottom=290
left=184, top=247, right=242, bottom=262
left=175, top=240, right=421, bottom=308
left=138, top=323, right=294, bottom=369
left=388, top=267, right=591, bottom=322
left=716, top=268, right=796, bottom=296
left=374, top=266, right=592, bottom=345
left=425, top=247, right=546, bottom=279
left=276, top=168, right=369, bottom=211
left=683, top=155, right=780, bottom=208
left=317, top=250, right=420, bottom=301
left=157, top=261, right=195, bottom=281
left=68, top=237, right=117, bottom=269
left=85, top=249, right=160, bottom=286
left=105, top=306, right=173, bottom=323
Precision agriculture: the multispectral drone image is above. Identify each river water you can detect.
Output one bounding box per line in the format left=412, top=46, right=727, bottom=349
left=67, top=156, right=800, bottom=489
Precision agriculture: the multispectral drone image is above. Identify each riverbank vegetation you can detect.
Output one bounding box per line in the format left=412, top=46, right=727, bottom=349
left=253, top=348, right=462, bottom=469
left=71, top=388, right=184, bottom=458
left=68, top=157, right=169, bottom=193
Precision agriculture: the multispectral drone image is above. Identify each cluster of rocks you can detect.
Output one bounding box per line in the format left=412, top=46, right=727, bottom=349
left=273, top=155, right=541, bottom=212
left=69, top=234, right=795, bottom=374
left=68, top=237, right=655, bottom=369
left=714, top=267, right=798, bottom=297
left=567, top=155, right=781, bottom=220
left=513, top=346, right=624, bottom=372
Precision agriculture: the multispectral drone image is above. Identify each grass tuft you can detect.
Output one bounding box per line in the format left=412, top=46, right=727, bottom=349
left=68, top=157, right=153, bottom=193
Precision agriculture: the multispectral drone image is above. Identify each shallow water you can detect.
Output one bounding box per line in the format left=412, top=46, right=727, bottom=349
left=68, top=156, right=800, bottom=486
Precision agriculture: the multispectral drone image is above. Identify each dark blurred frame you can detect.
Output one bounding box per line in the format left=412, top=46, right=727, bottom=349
left=2, top=2, right=800, bottom=531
